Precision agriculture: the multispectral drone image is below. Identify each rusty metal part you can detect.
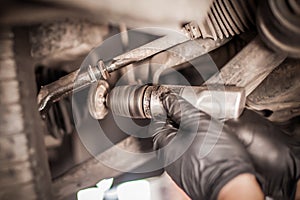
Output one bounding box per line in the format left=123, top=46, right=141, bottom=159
left=88, top=80, right=110, bottom=119
left=247, top=58, right=300, bottom=122
left=38, top=34, right=188, bottom=113
left=38, top=67, right=97, bottom=114
left=37, top=62, right=105, bottom=114
left=101, top=84, right=245, bottom=120
left=38, top=35, right=228, bottom=115
left=37, top=34, right=189, bottom=114
left=105, top=34, right=189, bottom=72
left=150, top=37, right=229, bottom=83
left=36, top=67, right=75, bottom=139
left=89, top=36, right=285, bottom=121
left=205, top=36, right=287, bottom=96
left=38, top=70, right=78, bottom=114
left=87, top=37, right=229, bottom=119
left=52, top=136, right=155, bottom=200
left=182, top=21, right=202, bottom=39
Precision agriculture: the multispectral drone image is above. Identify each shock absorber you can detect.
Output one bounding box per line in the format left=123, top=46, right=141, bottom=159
left=88, top=84, right=246, bottom=120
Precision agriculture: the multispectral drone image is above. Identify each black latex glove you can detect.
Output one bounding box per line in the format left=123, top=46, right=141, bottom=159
left=151, top=92, right=300, bottom=200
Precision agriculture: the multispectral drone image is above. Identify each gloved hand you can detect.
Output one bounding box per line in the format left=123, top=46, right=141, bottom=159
left=151, top=92, right=299, bottom=200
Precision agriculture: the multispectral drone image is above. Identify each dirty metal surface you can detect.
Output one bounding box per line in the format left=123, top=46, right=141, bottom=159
left=205, top=36, right=286, bottom=96
left=247, top=59, right=300, bottom=122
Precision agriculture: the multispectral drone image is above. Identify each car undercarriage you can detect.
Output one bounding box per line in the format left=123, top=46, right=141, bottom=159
left=0, top=0, right=299, bottom=199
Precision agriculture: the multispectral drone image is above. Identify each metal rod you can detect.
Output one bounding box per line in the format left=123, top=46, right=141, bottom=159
left=105, top=85, right=245, bottom=120
left=37, top=34, right=189, bottom=114
left=37, top=35, right=228, bottom=114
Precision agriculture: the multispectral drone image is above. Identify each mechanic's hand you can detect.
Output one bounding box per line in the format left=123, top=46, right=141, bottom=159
left=150, top=92, right=299, bottom=200
left=225, top=109, right=300, bottom=199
